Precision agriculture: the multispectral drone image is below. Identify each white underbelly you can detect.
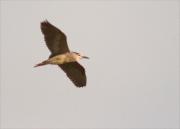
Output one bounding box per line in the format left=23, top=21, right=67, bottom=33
left=48, top=54, right=76, bottom=64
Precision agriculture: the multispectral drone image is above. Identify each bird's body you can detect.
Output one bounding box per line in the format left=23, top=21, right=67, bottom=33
left=35, top=20, right=88, bottom=87
left=49, top=52, right=88, bottom=64
left=35, top=52, right=88, bottom=66
left=49, top=52, right=74, bottom=64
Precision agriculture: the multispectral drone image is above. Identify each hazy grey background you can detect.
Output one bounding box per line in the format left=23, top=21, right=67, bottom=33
left=0, top=0, right=179, bottom=128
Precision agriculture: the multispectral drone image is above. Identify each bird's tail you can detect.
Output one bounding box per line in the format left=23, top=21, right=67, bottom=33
left=34, top=60, right=49, bottom=67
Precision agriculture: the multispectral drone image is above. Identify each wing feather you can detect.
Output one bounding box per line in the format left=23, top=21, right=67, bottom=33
left=41, top=20, right=70, bottom=56
left=59, top=62, right=86, bottom=87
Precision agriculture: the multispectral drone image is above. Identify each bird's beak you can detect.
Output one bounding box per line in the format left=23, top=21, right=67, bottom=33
left=82, top=56, right=89, bottom=59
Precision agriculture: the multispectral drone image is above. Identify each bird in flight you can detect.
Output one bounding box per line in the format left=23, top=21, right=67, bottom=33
left=34, top=20, right=89, bottom=87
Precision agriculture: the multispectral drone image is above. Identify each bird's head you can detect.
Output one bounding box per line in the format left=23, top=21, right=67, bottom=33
left=72, top=52, right=89, bottom=59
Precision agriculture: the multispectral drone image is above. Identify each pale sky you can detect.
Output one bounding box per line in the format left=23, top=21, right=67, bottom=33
left=0, top=0, right=179, bottom=128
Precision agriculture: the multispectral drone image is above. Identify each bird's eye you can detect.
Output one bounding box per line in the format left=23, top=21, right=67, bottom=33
left=74, top=52, right=80, bottom=56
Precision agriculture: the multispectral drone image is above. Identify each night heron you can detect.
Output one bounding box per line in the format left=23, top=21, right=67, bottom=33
left=34, top=20, right=89, bottom=87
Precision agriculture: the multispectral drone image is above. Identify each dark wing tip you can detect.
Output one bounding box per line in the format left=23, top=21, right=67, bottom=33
left=74, top=80, right=86, bottom=87
left=40, top=20, right=52, bottom=31
left=41, top=20, right=49, bottom=25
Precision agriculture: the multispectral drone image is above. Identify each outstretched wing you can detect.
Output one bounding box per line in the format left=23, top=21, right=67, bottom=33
left=59, top=62, right=86, bottom=87
left=41, top=20, right=70, bottom=56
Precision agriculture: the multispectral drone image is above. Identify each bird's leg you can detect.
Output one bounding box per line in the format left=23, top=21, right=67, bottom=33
left=34, top=60, right=49, bottom=67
